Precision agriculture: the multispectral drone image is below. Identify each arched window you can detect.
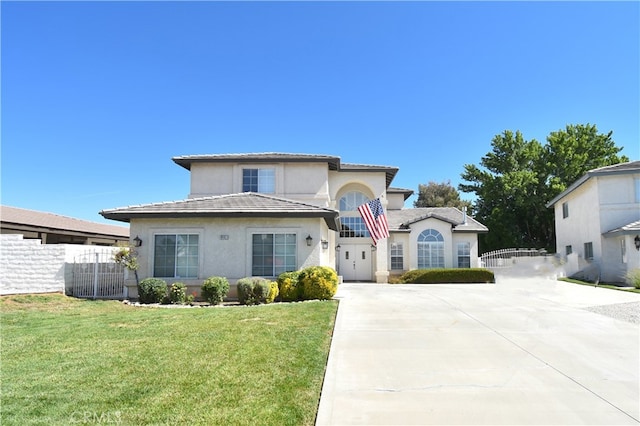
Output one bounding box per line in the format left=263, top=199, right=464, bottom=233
left=417, top=229, right=444, bottom=268
left=339, top=191, right=370, bottom=238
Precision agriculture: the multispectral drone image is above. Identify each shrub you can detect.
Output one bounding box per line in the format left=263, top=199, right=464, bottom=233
left=201, top=276, right=230, bottom=305
left=626, top=269, right=640, bottom=289
left=237, top=277, right=271, bottom=305
left=299, top=266, right=338, bottom=301
left=168, top=282, right=187, bottom=304
left=398, top=268, right=495, bottom=284
left=138, top=278, right=168, bottom=304
left=278, top=271, right=302, bottom=302
left=266, top=281, right=279, bottom=304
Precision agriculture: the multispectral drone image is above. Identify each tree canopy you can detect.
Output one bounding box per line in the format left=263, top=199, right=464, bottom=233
left=414, top=180, right=472, bottom=210
left=458, top=124, right=628, bottom=253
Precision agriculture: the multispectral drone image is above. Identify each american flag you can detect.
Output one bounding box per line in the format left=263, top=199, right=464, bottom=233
left=357, top=198, right=389, bottom=245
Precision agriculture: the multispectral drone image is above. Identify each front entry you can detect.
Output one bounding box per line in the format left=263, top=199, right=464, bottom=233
left=338, top=244, right=372, bottom=282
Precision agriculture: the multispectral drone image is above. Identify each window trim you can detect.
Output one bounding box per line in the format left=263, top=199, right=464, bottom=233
left=390, top=242, right=404, bottom=270
left=457, top=242, right=471, bottom=268
left=584, top=242, right=594, bottom=260
left=417, top=229, right=445, bottom=269
left=242, top=167, right=275, bottom=194
left=338, top=191, right=371, bottom=239
left=152, top=232, right=200, bottom=279
left=249, top=230, right=298, bottom=278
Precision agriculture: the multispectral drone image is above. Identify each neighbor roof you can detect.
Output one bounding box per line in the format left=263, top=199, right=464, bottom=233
left=386, top=207, right=488, bottom=233
left=1, top=205, right=129, bottom=238
left=546, top=161, right=640, bottom=208
left=100, top=193, right=341, bottom=231
left=604, top=219, right=640, bottom=236
left=171, top=152, right=399, bottom=188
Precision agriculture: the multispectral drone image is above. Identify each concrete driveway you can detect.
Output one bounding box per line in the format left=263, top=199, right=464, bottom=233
left=316, top=277, right=640, bottom=425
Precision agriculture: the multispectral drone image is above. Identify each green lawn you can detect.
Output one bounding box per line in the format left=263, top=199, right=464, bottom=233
left=558, top=277, right=640, bottom=293
left=1, top=294, right=338, bottom=425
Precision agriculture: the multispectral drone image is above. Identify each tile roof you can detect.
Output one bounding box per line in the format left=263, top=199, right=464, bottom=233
left=173, top=153, right=341, bottom=170
left=547, top=161, right=640, bottom=207
left=171, top=152, right=399, bottom=187
left=604, top=219, right=640, bottom=235
left=100, top=193, right=341, bottom=231
left=387, top=207, right=488, bottom=233
left=386, top=187, right=415, bottom=200
left=1, top=205, right=129, bottom=238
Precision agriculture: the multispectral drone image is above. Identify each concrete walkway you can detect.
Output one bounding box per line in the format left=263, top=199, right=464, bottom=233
left=316, top=278, right=640, bottom=425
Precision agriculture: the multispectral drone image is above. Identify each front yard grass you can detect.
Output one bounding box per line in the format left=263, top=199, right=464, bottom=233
left=1, top=294, right=338, bottom=425
left=558, top=277, right=640, bottom=293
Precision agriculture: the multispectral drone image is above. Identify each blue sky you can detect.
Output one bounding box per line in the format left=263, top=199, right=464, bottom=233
left=2, top=1, right=638, bottom=226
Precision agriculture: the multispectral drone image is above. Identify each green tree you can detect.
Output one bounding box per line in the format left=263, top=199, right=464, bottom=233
left=414, top=180, right=472, bottom=211
left=459, top=124, right=628, bottom=253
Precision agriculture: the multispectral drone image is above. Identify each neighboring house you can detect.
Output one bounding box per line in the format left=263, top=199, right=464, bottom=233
left=1, top=205, right=129, bottom=246
left=546, top=161, right=640, bottom=283
left=100, top=153, right=488, bottom=297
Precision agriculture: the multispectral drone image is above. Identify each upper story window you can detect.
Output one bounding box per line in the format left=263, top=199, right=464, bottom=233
left=339, top=191, right=370, bottom=238
left=635, top=178, right=640, bottom=203
left=562, top=202, right=569, bottom=219
left=243, top=168, right=275, bottom=193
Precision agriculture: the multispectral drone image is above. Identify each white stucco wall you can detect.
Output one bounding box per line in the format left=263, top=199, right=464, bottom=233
left=188, top=161, right=331, bottom=206
left=554, top=179, right=602, bottom=260
left=554, top=173, right=640, bottom=282
left=128, top=216, right=332, bottom=298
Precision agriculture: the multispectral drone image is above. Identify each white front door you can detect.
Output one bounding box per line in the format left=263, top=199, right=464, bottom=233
left=338, top=244, right=372, bottom=282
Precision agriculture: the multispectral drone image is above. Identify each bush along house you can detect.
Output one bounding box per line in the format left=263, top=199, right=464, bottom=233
left=100, top=153, right=488, bottom=298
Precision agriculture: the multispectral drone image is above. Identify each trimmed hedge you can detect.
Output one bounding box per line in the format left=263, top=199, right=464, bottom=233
left=201, top=276, right=230, bottom=305
left=138, top=278, right=168, bottom=304
left=398, top=268, right=495, bottom=284
left=299, top=266, right=339, bottom=300
left=168, top=282, right=187, bottom=304
left=277, top=271, right=302, bottom=302
left=237, top=277, right=276, bottom=305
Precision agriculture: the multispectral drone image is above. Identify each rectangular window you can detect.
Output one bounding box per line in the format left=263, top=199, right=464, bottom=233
left=340, top=217, right=370, bottom=238
left=457, top=242, right=471, bottom=268
left=635, top=178, right=640, bottom=203
left=621, top=239, right=627, bottom=264
left=243, top=168, right=275, bottom=193
left=418, top=242, right=445, bottom=268
left=562, top=202, right=569, bottom=219
left=565, top=245, right=572, bottom=256
left=584, top=242, right=593, bottom=260
left=390, top=243, right=404, bottom=270
left=252, top=233, right=296, bottom=277
left=154, top=234, right=199, bottom=278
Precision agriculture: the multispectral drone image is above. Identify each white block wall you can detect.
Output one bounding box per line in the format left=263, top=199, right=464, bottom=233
left=1, top=234, right=67, bottom=295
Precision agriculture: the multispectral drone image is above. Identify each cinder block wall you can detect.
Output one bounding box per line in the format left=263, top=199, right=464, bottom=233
left=1, top=234, right=66, bottom=295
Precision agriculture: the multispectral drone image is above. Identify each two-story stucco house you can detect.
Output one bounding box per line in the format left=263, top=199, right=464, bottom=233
left=101, top=153, right=488, bottom=298
left=546, top=161, right=640, bottom=283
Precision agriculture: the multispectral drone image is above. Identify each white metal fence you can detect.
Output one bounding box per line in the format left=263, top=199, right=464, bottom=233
left=72, top=249, right=125, bottom=299
left=480, top=248, right=549, bottom=269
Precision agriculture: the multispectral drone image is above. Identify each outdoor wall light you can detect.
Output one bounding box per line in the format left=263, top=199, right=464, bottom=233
left=321, top=239, right=329, bottom=250
left=335, top=244, right=341, bottom=252
left=635, top=235, right=640, bottom=251
left=306, top=235, right=313, bottom=246
left=133, top=235, right=142, bottom=247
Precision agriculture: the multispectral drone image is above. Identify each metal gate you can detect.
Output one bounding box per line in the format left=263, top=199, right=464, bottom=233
left=72, top=249, right=125, bottom=299
left=480, top=248, right=548, bottom=269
